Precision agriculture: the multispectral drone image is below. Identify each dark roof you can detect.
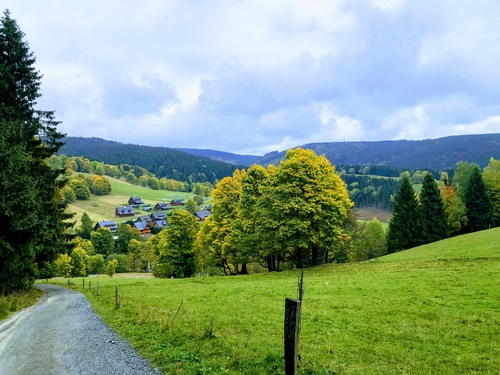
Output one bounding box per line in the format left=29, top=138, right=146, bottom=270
left=155, top=202, right=171, bottom=210
left=94, top=220, right=118, bottom=233
left=170, top=199, right=185, bottom=205
left=136, top=215, right=152, bottom=223
left=150, top=212, right=167, bottom=221
left=116, top=206, right=135, bottom=215
left=133, top=222, right=148, bottom=231
left=153, top=219, right=169, bottom=228
left=129, top=196, right=144, bottom=204
left=194, top=211, right=211, bottom=220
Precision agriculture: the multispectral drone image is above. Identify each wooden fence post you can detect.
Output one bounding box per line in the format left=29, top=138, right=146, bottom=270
left=89, top=280, right=92, bottom=290
left=284, top=271, right=304, bottom=375
left=284, top=298, right=301, bottom=375
left=82, top=278, right=85, bottom=289
left=115, top=285, right=120, bottom=309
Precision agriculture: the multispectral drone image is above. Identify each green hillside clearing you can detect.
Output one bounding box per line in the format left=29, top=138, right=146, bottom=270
left=47, top=228, right=500, bottom=374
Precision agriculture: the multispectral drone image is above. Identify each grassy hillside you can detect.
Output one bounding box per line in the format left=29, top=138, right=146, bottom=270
left=48, top=228, right=500, bottom=374
left=67, top=175, right=196, bottom=224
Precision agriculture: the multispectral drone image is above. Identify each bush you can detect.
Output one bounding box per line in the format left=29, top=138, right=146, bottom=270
left=106, top=254, right=129, bottom=273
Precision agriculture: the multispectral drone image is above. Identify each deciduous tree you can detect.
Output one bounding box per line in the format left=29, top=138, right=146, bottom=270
left=482, top=157, right=500, bottom=227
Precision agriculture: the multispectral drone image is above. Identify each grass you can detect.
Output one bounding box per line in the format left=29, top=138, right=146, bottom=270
left=46, top=227, right=500, bottom=374
left=67, top=175, right=196, bottom=223
left=0, top=287, right=44, bottom=321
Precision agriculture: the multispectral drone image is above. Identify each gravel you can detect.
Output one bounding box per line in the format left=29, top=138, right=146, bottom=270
left=0, top=284, right=161, bottom=375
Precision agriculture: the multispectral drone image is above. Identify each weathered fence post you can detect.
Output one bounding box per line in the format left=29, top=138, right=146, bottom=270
left=115, top=285, right=120, bottom=309
left=284, top=298, right=301, bottom=375
left=97, top=281, right=100, bottom=296
left=89, top=280, right=92, bottom=290
left=82, top=278, right=85, bottom=289
left=284, top=271, right=304, bottom=375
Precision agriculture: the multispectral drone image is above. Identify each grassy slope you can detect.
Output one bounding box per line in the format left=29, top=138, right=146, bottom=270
left=67, top=175, right=195, bottom=223
left=48, top=227, right=500, bottom=374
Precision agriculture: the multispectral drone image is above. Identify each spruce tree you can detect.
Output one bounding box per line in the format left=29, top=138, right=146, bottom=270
left=420, top=172, right=448, bottom=243
left=0, top=10, right=70, bottom=294
left=386, top=175, right=422, bottom=253
left=464, top=166, right=492, bottom=232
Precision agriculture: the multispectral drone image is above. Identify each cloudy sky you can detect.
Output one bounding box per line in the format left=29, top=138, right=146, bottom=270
left=5, top=0, right=500, bottom=155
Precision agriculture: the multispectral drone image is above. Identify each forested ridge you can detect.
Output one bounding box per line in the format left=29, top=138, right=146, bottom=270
left=59, top=137, right=244, bottom=183
left=257, top=134, right=500, bottom=170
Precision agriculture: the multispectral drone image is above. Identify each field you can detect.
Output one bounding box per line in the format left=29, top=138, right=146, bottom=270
left=48, top=227, right=500, bottom=374
left=66, top=175, right=196, bottom=224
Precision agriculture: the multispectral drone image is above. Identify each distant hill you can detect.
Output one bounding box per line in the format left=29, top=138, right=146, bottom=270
left=256, top=134, right=500, bottom=170
left=58, top=137, right=243, bottom=184
left=175, top=148, right=261, bottom=166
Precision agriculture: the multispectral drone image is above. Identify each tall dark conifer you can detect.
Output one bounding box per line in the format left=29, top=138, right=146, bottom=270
left=0, top=10, right=70, bottom=294
left=464, top=166, right=492, bottom=233
left=386, top=175, right=422, bottom=253
left=420, top=172, right=448, bottom=243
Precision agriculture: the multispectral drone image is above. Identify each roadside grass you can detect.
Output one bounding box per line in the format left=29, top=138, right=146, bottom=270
left=48, top=228, right=500, bottom=374
left=67, top=175, right=196, bottom=223
left=0, top=287, right=44, bottom=321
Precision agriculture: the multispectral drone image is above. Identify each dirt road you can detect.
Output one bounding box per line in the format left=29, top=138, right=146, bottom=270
left=0, top=284, right=160, bottom=375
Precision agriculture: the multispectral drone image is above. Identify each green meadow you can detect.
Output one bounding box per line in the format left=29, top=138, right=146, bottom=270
left=48, top=227, right=500, bottom=374
left=67, top=175, right=196, bottom=223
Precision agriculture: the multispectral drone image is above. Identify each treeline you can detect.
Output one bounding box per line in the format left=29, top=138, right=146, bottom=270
left=387, top=159, right=500, bottom=253
left=58, top=136, right=243, bottom=184
left=258, top=134, right=500, bottom=170
left=48, top=154, right=215, bottom=196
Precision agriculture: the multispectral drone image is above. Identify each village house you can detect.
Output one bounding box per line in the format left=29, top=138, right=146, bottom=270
left=194, top=210, right=211, bottom=221
left=155, top=202, right=171, bottom=211
left=132, top=221, right=151, bottom=235
left=128, top=196, right=144, bottom=207
left=115, top=206, right=135, bottom=217
left=94, top=220, right=118, bottom=234
left=170, top=199, right=185, bottom=206
left=142, top=204, right=152, bottom=212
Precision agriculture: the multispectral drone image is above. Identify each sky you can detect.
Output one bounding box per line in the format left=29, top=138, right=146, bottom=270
left=4, top=0, right=500, bottom=155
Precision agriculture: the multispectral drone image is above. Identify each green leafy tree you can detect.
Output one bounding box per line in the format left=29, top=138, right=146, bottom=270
left=88, top=254, right=105, bottom=274
left=106, top=254, right=129, bottom=273
left=420, top=172, right=448, bottom=243
left=155, top=210, right=199, bottom=278
left=37, top=261, right=58, bottom=281
left=69, top=178, right=91, bottom=200
left=351, top=219, right=387, bottom=261
left=56, top=253, right=72, bottom=278
left=196, top=171, right=245, bottom=275
left=482, top=157, right=500, bottom=227
left=90, top=227, right=115, bottom=256
left=60, top=185, right=76, bottom=204
left=0, top=10, right=71, bottom=294
left=386, top=175, right=423, bottom=253
left=70, top=247, right=88, bottom=277
left=77, top=212, right=94, bottom=239
left=185, top=198, right=199, bottom=214
left=115, top=224, right=140, bottom=253
left=453, top=162, right=479, bottom=202
left=464, top=165, right=492, bottom=233
left=257, top=148, right=353, bottom=268
left=127, top=239, right=142, bottom=272
left=105, top=259, right=118, bottom=277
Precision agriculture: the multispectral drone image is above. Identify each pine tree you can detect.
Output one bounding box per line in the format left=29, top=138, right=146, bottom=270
left=0, top=10, right=70, bottom=294
left=464, top=166, right=492, bottom=232
left=386, top=175, right=422, bottom=253
left=420, top=172, right=448, bottom=243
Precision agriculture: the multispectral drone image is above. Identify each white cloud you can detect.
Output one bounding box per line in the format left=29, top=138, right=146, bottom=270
left=4, top=0, right=500, bottom=154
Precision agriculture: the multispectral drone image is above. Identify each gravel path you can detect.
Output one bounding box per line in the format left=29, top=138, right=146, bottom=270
left=0, top=284, right=161, bottom=375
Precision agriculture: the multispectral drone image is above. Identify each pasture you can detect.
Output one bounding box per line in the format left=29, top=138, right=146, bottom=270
left=48, top=227, right=500, bottom=374
left=66, top=175, right=195, bottom=223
